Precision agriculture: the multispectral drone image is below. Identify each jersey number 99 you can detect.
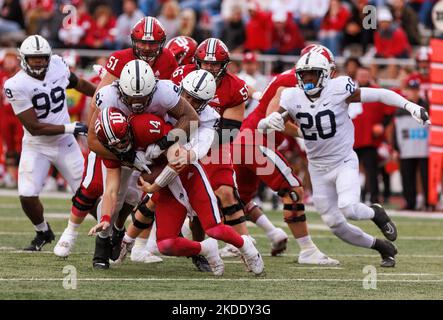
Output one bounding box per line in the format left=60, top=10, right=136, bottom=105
left=32, top=86, right=65, bottom=119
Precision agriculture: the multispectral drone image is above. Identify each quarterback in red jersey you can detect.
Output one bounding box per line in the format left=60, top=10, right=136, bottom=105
left=171, top=38, right=251, bottom=240
left=232, top=44, right=339, bottom=264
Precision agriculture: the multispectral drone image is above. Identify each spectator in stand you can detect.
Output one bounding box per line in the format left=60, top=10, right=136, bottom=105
left=318, top=0, right=350, bottom=56
left=388, top=0, right=421, bottom=46
left=411, top=46, right=431, bottom=103
left=343, top=56, right=362, bottom=79
left=114, top=0, right=144, bottom=49
left=221, top=4, right=246, bottom=52
left=177, top=8, right=205, bottom=44
left=84, top=5, right=117, bottom=49
left=267, top=11, right=304, bottom=55
left=393, top=75, right=430, bottom=210
left=294, top=0, right=330, bottom=41
left=24, top=0, right=54, bottom=35
left=374, top=7, right=411, bottom=59
left=350, top=67, right=393, bottom=204
left=0, top=50, right=22, bottom=188
left=158, top=0, right=181, bottom=43
left=343, top=0, right=374, bottom=54
left=58, top=0, right=93, bottom=48
left=244, top=1, right=273, bottom=52
left=237, top=51, right=269, bottom=115
left=0, top=0, right=26, bottom=46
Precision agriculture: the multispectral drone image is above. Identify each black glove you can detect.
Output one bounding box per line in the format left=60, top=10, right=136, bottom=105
left=73, top=122, right=88, bottom=136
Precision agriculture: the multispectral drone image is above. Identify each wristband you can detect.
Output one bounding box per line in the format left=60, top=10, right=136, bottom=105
left=100, top=215, right=111, bottom=224
left=64, top=123, right=76, bottom=134
left=154, top=165, right=179, bottom=188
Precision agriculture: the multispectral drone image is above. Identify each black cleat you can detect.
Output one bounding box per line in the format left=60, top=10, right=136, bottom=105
left=93, top=235, right=111, bottom=269
left=371, top=204, right=397, bottom=241
left=23, top=223, right=55, bottom=251
left=191, top=255, right=212, bottom=272
left=110, top=225, right=125, bottom=261
left=373, top=238, right=398, bottom=268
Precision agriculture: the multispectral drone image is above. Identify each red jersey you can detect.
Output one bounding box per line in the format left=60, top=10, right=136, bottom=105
left=105, top=48, right=178, bottom=80
left=171, top=64, right=248, bottom=116
left=242, top=68, right=296, bottom=132
left=103, top=113, right=168, bottom=169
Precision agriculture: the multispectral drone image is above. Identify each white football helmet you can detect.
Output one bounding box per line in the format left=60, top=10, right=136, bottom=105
left=295, top=51, right=330, bottom=96
left=19, top=35, right=52, bottom=77
left=182, top=70, right=216, bottom=113
left=118, top=59, right=157, bottom=113
left=301, top=44, right=336, bottom=78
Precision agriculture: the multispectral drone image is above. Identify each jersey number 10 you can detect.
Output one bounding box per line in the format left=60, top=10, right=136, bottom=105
left=296, top=110, right=336, bottom=141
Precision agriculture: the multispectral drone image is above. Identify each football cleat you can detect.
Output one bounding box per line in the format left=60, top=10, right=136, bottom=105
left=113, top=239, right=134, bottom=264
left=269, top=228, right=288, bottom=256
left=371, top=204, right=397, bottom=241
left=373, top=239, right=397, bottom=268
left=24, top=223, right=55, bottom=251
left=239, top=235, right=264, bottom=275
left=92, top=236, right=111, bottom=269
left=191, top=255, right=212, bottom=272
left=53, top=228, right=78, bottom=258
left=298, top=248, right=340, bottom=265
left=219, top=243, right=241, bottom=258
left=201, top=238, right=224, bottom=276
left=130, top=245, right=163, bottom=264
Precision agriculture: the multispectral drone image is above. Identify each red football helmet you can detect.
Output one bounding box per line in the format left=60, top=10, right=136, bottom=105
left=131, top=16, right=166, bottom=63
left=301, top=44, right=336, bottom=78
left=195, top=38, right=230, bottom=80
left=95, top=107, right=133, bottom=154
left=165, top=36, right=198, bottom=66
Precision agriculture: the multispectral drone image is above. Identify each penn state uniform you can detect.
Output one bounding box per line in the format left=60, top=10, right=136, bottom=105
left=4, top=55, right=84, bottom=197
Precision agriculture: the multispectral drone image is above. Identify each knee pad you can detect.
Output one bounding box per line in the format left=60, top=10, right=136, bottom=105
left=278, top=187, right=303, bottom=203
left=125, top=185, right=142, bottom=207
left=132, top=216, right=153, bottom=230
left=72, top=188, right=97, bottom=212
left=244, top=201, right=259, bottom=215
left=283, top=203, right=306, bottom=223
left=134, top=198, right=155, bottom=220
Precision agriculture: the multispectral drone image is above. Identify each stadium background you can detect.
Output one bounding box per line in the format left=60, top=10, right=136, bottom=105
left=0, top=0, right=442, bottom=212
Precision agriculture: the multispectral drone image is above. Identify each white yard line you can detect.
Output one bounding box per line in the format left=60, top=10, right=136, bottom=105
left=0, top=277, right=442, bottom=283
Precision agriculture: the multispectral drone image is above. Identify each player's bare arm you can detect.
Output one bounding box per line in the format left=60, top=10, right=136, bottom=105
left=69, top=72, right=97, bottom=97
left=346, top=87, right=430, bottom=125
left=167, top=96, right=200, bottom=139
left=88, top=166, right=121, bottom=235
left=87, top=108, right=119, bottom=160
left=267, top=87, right=301, bottom=137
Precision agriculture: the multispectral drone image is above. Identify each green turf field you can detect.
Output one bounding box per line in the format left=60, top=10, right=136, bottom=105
left=0, top=195, right=442, bottom=300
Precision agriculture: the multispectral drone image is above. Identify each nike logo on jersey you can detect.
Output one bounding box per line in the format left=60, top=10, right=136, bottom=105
left=68, top=142, right=73, bottom=147
left=344, top=159, right=351, bottom=163
left=323, top=102, right=329, bottom=106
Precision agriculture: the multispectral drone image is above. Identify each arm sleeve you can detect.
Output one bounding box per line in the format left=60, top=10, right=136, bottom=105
left=185, top=125, right=216, bottom=161
left=360, top=87, right=409, bottom=109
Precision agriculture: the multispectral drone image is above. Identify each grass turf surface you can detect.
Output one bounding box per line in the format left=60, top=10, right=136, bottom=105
left=0, top=195, right=442, bottom=300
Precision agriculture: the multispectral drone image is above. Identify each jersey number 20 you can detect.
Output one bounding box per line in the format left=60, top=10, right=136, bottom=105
left=296, top=110, right=336, bottom=141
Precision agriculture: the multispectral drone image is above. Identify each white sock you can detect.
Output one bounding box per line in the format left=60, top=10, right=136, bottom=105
left=255, top=215, right=276, bottom=238
left=67, top=220, right=80, bottom=233
left=199, top=238, right=214, bottom=256
left=296, top=235, right=317, bottom=251
left=35, top=221, right=48, bottom=232
left=134, top=237, right=147, bottom=248
left=123, top=233, right=135, bottom=244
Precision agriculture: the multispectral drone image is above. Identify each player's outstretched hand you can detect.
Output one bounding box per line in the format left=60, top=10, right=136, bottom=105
left=138, top=176, right=160, bottom=194
left=144, top=143, right=164, bottom=162
left=88, top=221, right=110, bottom=236
left=133, top=151, right=152, bottom=173
left=406, top=103, right=431, bottom=126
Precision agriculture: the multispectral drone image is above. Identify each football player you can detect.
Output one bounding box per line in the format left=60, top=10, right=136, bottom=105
left=258, top=51, right=430, bottom=267
left=165, top=36, right=198, bottom=66
left=3, top=35, right=96, bottom=251
left=171, top=38, right=252, bottom=249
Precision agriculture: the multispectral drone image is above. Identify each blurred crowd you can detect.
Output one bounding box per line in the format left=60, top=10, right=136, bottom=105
left=0, top=0, right=439, bottom=57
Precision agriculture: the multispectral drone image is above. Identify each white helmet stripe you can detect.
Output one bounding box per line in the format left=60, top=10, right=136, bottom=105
left=102, top=110, right=117, bottom=143
left=145, top=17, right=153, bottom=38
left=206, top=38, right=217, bottom=58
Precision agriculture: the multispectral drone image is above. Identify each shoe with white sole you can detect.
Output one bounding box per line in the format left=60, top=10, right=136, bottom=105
left=298, top=248, right=340, bottom=265
left=268, top=228, right=288, bottom=256
left=239, top=235, right=264, bottom=275
left=130, top=246, right=163, bottom=264
left=54, top=228, right=78, bottom=258
left=219, top=243, right=241, bottom=258
left=112, top=239, right=134, bottom=264
left=201, top=238, right=224, bottom=276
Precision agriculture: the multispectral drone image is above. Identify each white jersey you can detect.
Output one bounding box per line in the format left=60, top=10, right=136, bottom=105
left=95, top=79, right=181, bottom=118
left=280, top=76, right=357, bottom=167
left=4, top=55, right=71, bottom=144
left=183, top=106, right=220, bottom=160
